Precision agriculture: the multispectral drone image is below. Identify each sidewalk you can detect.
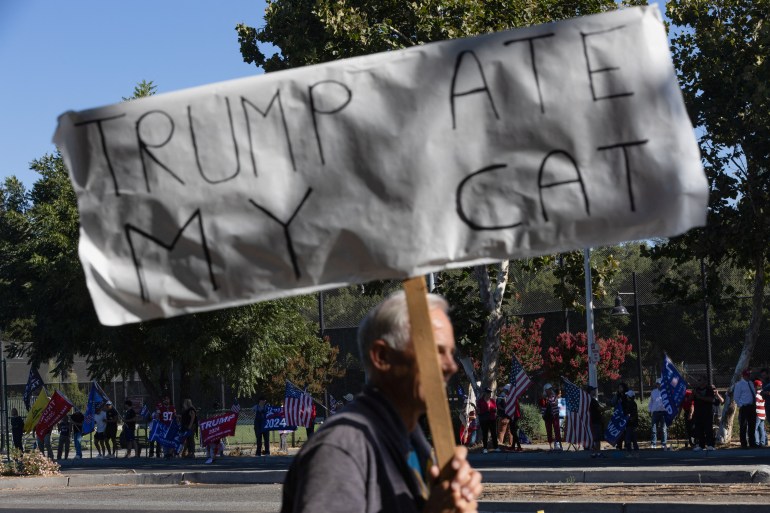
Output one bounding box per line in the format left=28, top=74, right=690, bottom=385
left=2, top=444, right=769, bottom=490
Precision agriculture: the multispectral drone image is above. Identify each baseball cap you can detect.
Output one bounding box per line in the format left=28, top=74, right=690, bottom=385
left=626, top=390, right=635, bottom=398
left=105, top=400, right=112, bottom=405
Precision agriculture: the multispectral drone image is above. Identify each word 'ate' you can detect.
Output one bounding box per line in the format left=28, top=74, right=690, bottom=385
left=54, top=5, right=706, bottom=326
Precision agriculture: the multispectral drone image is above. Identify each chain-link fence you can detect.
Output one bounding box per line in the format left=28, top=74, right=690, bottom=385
left=317, top=247, right=770, bottom=398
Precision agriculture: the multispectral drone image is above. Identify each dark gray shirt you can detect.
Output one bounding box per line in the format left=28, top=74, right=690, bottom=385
left=281, top=386, right=433, bottom=513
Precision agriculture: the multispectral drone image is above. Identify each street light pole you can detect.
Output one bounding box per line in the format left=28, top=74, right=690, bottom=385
left=611, top=271, right=644, bottom=400
left=584, top=249, right=598, bottom=388
left=700, top=259, right=714, bottom=386
left=632, top=272, right=644, bottom=400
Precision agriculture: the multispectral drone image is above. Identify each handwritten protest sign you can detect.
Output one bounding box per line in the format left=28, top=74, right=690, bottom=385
left=54, top=5, right=707, bottom=325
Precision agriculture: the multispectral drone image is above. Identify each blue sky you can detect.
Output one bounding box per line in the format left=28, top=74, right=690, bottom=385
left=0, top=1, right=270, bottom=188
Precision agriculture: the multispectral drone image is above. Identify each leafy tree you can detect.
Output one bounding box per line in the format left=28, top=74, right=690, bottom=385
left=545, top=331, right=632, bottom=386
left=237, top=0, right=622, bottom=393
left=498, top=317, right=545, bottom=379
left=652, top=0, right=770, bottom=442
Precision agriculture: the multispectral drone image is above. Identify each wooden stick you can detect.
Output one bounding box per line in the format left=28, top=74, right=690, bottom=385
left=403, top=276, right=456, bottom=468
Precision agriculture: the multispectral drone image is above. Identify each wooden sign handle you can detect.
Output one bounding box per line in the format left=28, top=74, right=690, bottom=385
left=403, top=276, right=456, bottom=469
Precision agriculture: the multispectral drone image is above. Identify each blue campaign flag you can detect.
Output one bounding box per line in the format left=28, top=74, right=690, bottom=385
left=148, top=419, right=164, bottom=442
left=604, top=402, right=628, bottom=445
left=157, top=421, right=180, bottom=449
left=82, top=381, right=108, bottom=435
left=139, top=403, right=150, bottom=419
left=23, top=368, right=45, bottom=410
left=262, top=405, right=296, bottom=432
left=661, top=354, right=688, bottom=426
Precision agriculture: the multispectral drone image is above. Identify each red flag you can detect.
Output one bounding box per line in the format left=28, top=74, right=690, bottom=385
left=199, top=411, right=239, bottom=445
left=35, top=390, right=73, bottom=438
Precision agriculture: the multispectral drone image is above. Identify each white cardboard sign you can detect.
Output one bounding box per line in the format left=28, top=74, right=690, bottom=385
left=54, top=6, right=707, bottom=326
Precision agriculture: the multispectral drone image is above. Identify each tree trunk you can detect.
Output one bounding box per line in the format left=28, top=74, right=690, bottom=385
left=476, top=261, right=510, bottom=393
left=717, top=255, right=765, bottom=444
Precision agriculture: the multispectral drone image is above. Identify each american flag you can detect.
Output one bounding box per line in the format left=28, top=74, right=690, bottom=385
left=562, top=377, right=593, bottom=448
left=284, top=381, right=313, bottom=427
left=504, top=353, right=532, bottom=418
left=231, top=398, right=241, bottom=414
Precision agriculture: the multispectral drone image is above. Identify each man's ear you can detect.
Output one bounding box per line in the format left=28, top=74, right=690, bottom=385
left=369, top=339, right=391, bottom=371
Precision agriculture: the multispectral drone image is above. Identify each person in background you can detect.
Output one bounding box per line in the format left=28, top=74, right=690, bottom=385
left=648, top=378, right=670, bottom=450
left=306, top=402, right=318, bottom=438
left=477, top=387, right=499, bottom=454
left=611, top=383, right=629, bottom=450
left=70, top=407, right=84, bottom=459
left=693, top=376, right=722, bottom=451
left=181, top=399, right=198, bottom=458
left=157, top=395, right=177, bottom=459
left=104, top=401, right=119, bottom=457
left=587, top=385, right=604, bottom=458
left=496, top=384, right=512, bottom=448
left=508, top=395, right=523, bottom=452
left=37, top=423, right=55, bottom=460
left=681, top=390, right=695, bottom=448
left=11, top=408, right=24, bottom=453
left=123, top=399, right=140, bottom=458
left=754, top=379, right=766, bottom=447
left=734, top=369, right=758, bottom=449
left=93, top=402, right=108, bottom=458
left=57, top=414, right=71, bottom=460
left=622, top=390, right=639, bottom=451
left=252, top=396, right=270, bottom=457
left=539, top=384, right=562, bottom=451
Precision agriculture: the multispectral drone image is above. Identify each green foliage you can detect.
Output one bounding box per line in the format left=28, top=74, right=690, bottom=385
left=238, top=0, right=619, bottom=73
left=1, top=449, right=60, bottom=476
left=518, top=402, right=546, bottom=441
left=519, top=250, right=621, bottom=315
left=122, top=79, right=157, bottom=101
left=649, top=0, right=770, bottom=386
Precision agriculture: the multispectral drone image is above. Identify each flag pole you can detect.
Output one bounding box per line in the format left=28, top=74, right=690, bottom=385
left=403, top=276, right=455, bottom=469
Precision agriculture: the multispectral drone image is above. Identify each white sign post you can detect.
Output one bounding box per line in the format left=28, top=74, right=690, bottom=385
left=54, top=5, right=707, bottom=326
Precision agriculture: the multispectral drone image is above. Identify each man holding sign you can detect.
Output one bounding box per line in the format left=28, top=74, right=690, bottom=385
left=282, top=292, right=482, bottom=513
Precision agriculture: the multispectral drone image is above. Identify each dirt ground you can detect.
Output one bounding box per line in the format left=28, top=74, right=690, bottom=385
left=481, top=483, right=770, bottom=503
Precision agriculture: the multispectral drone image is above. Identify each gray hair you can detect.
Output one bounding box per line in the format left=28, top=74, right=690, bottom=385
left=357, top=290, right=449, bottom=378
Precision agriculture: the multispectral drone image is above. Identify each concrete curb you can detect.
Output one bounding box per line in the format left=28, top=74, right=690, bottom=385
left=478, top=465, right=770, bottom=484
left=1, top=465, right=767, bottom=489
left=480, top=502, right=761, bottom=513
